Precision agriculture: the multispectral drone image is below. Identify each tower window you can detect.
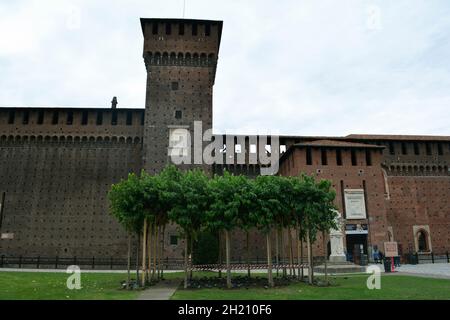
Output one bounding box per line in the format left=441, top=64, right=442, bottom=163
left=321, top=149, right=328, bottom=165
left=401, top=142, right=407, bottom=155
left=336, top=149, right=343, bottom=166
left=175, top=110, right=182, bottom=119
left=413, top=142, right=420, bottom=155
left=179, top=23, right=184, bottom=35
left=426, top=143, right=432, bottom=155
left=96, top=111, right=103, bottom=125
left=351, top=149, right=357, bottom=166
left=66, top=111, right=73, bottom=125
left=365, top=149, right=372, bottom=166
left=37, top=110, right=44, bottom=125
left=192, top=23, right=198, bottom=36
left=205, top=23, right=211, bottom=36
left=171, top=82, right=179, bottom=90
left=22, top=110, right=29, bottom=124
left=152, top=23, right=158, bottom=35
left=52, top=111, right=59, bottom=125
left=388, top=142, right=395, bottom=155
left=126, top=111, right=132, bottom=125
left=165, top=23, right=171, bottom=35
left=306, top=147, right=312, bottom=165
left=7, top=111, right=15, bottom=124
left=437, top=143, right=443, bottom=155
left=81, top=110, right=88, bottom=125
left=111, top=110, right=118, bottom=125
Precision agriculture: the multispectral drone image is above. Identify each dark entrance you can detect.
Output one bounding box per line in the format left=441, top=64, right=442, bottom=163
left=346, top=234, right=368, bottom=263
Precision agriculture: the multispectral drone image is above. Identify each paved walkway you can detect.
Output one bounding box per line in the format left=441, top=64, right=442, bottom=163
left=394, top=263, right=450, bottom=279
left=137, top=280, right=180, bottom=300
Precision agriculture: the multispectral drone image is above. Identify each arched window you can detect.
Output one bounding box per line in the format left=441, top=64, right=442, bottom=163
left=417, top=230, right=428, bottom=252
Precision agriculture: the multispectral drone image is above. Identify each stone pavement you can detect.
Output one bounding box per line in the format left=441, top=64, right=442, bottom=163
left=394, top=263, right=450, bottom=279
left=137, top=280, right=180, bottom=300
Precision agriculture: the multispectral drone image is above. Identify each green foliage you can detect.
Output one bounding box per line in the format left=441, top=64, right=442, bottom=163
left=193, top=231, right=219, bottom=264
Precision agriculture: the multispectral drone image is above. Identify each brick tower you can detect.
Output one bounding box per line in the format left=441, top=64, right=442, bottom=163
left=140, top=18, right=223, bottom=174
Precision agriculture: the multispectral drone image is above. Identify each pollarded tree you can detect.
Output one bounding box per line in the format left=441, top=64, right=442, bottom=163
left=108, top=172, right=146, bottom=288
left=252, top=175, right=287, bottom=287
left=168, top=168, right=209, bottom=289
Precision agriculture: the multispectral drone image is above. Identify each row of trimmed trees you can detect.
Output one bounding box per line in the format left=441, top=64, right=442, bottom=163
left=108, top=165, right=338, bottom=289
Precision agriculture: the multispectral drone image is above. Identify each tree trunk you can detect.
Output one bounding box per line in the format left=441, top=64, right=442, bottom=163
left=141, top=220, right=147, bottom=287
left=323, top=231, right=328, bottom=284
left=246, top=231, right=251, bottom=278
left=281, top=227, right=287, bottom=278
left=296, top=224, right=301, bottom=280
left=310, top=238, right=314, bottom=283
left=225, top=229, right=232, bottom=289
left=288, top=227, right=294, bottom=277
left=147, top=222, right=153, bottom=281
left=157, top=225, right=162, bottom=279
left=184, top=234, right=189, bottom=289
left=136, top=234, right=140, bottom=287
left=266, top=231, right=274, bottom=287
left=275, top=228, right=279, bottom=277
left=189, top=236, right=193, bottom=280
left=153, top=224, right=158, bottom=279
left=161, top=224, right=166, bottom=279
left=218, top=231, right=222, bottom=278
left=127, top=232, right=131, bottom=289
left=306, top=226, right=312, bottom=285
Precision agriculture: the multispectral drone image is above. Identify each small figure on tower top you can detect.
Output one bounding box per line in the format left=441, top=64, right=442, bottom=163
left=111, top=96, right=118, bottom=109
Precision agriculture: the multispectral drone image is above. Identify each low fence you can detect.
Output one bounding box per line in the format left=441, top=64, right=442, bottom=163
left=0, top=255, right=312, bottom=271
left=403, top=252, right=450, bottom=265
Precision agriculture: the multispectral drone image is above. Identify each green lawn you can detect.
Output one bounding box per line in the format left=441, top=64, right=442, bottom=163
left=0, top=272, right=140, bottom=300
left=171, top=274, right=450, bottom=300
left=1, top=271, right=449, bottom=300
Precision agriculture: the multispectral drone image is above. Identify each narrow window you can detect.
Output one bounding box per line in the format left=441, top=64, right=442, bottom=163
left=111, top=110, right=118, bottom=125
left=205, top=23, right=211, bottom=36
left=426, top=143, right=432, bottom=155
left=96, top=111, right=103, bottom=125
left=192, top=23, right=198, bottom=36
left=351, top=149, right=357, bottom=166
left=52, top=111, right=59, bottom=125
left=165, top=23, right=171, bottom=35
left=22, top=110, right=29, bottom=124
left=37, top=110, right=44, bottom=125
left=152, top=23, right=158, bottom=35
left=437, top=143, right=443, bottom=155
left=340, top=180, right=346, bottom=219
left=141, top=112, right=145, bottom=125
left=81, top=110, right=88, bottom=125
left=126, top=111, right=132, bottom=125
left=179, top=23, right=185, bottom=35
left=365, top=149, right=372, bottom=166
left=401, top=142, right=407, bottom=155
left=336, top=149, right=343, bottom=166
left=170, top=235, right=178, bottom=245
left=66, top=111, right=73, bottom=125
left=175, top=110, right=182, bottom=119
left=7, top=110, right=15, bottom=124
left=306, top=147, right=312, bottom=165
left=389, top=142, right=395, bottom=155
left=171, top=81, right=179, bottom=90
left=321, top=149, right=328, bottom=165
left=413, top=142, right=420, bottom=155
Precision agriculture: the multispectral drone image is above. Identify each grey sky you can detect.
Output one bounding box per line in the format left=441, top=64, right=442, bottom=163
left=1, top=0, right=449, bottom=136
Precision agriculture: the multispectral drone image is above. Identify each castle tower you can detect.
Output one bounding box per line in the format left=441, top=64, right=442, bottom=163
left=140, top=18, right=223, bottom=174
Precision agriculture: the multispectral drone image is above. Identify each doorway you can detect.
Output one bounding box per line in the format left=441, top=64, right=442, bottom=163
left=346, top=234, right=368, bottom=263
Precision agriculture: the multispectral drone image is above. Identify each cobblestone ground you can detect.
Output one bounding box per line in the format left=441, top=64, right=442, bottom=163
left=395, top=263, right=450, bottom=279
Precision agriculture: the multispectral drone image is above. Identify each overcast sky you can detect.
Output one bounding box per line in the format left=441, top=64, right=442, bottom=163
left=1, top=0, right=450, bottom=136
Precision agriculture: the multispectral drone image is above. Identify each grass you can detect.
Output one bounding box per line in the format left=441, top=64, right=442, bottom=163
left=171, top=273, right=450, bottom=300
left=1, top=271, right=449, bottom=300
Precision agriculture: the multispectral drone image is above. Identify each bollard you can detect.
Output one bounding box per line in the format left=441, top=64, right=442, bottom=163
left=446, top=251, right=449, bottom=263
left=415, top=252, right=419, bottom=264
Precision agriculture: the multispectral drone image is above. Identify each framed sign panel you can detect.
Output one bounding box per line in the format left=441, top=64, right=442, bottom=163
left=344, top=189, right=367, bottom=219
